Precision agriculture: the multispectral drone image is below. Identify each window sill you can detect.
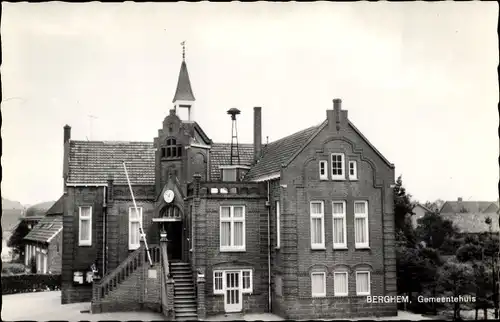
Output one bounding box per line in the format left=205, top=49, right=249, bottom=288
left=334, top=294, right=349, bottom=297
left=331, top=178, right=346, bottom=181
left=311, top=246, right=326, bottom=251
left=355, top=246, right=370, bottom=250
left=356, top=293, right=371, bottom=296
left=349, top=178, right=358, bottom=181
left=333, top=246, right=348, bottom=250
left=78, top=243, right=92, bottom=247
left=220, top=248, right=246, bottom=252
left=312, top=294, right=327, bottom=298
left=319, top=178, right=329, bottom=181
left=275, top=247, right=280, bottom=250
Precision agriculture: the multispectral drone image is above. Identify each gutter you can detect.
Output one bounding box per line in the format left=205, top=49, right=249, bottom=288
left=266, top=180, right=272, bottom=312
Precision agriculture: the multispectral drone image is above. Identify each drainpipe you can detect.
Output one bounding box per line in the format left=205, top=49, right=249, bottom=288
left=266, top=180, right=272, bottom=312
left=102, top=186, right=107, bottom=275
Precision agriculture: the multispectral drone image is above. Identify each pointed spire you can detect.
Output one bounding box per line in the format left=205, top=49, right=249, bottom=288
left=172, top=41, right=195, bottom=103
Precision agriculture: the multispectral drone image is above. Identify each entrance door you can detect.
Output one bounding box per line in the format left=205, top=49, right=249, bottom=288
left=224, top=271, right=242, bottom=313
left=166, top=222, right=183, bottom=261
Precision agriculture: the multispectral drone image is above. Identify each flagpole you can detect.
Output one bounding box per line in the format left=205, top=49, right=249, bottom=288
left=122, top=162, right=153, bottom=266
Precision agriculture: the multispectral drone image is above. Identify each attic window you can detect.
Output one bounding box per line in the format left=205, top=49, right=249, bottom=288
left=163, top=138, right=182, bottom=159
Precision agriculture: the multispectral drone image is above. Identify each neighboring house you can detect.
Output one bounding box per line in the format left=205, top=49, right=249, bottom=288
left=24, top=196, right=64, bottom=274
left=411, top=203, right=433, bottom=229
left=60, top=51, right=397, bottom=320
left=440, top=197, right=499, bottom=234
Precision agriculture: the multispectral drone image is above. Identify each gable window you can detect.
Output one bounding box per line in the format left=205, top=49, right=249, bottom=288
left=356, top=271, right=371, bottom=295
left=78, top=206, right=92, bottom=246
left=164, top=138, right=182, bottom=159
left=242, top=269, right=253, bottom=293
left=349, top=160, right=357, bottom=180
left=311, top=272, right=326, bottom=297
left=129, top=207, right=143, bottom=250
left=334, top=272, right=348, bottom=296
left=354, top=201, right=369, bottom=248
left=319, top=160, right=328, bottom=180
left=220, top=206, right=246, bottom=251
left=310, top=201, right=325, bottom=249
left=331, top=153, right=345, bottom=180
left=276, top=201, right=281, bottom=249
left=213, top=271, right=224, bottom=294
left=332, top=201, right=347, bottom=249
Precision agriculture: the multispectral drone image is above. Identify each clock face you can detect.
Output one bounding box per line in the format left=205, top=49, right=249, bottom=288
left=163, top=190, right=174, bottom=203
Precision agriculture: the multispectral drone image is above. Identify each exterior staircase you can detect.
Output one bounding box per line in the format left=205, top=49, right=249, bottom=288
left=170, top=261, right=198, bottom=320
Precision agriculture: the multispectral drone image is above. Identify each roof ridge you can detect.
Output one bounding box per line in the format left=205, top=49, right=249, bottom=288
left=71, top=140, right=154, bottom=144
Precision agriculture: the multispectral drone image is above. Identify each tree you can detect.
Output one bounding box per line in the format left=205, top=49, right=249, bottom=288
left=7, top=220, right=30, bottom=258
left=394, top=175, right=416, bottom=247
left=482, top=218, right=499, bottom=319
left=456, top=236, right=492, bottom=320
left=415, top=212, right=458, bottom=251
left=438, top=258, right=474, bottom=320
left=424, top=199, right=445, bottom=213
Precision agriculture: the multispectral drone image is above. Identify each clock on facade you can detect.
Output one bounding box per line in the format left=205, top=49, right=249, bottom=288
left=163, top=190, right=174, bottom=203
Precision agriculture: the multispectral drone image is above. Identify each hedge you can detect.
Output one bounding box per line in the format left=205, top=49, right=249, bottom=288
left=2, top=274, right=61, bottom=295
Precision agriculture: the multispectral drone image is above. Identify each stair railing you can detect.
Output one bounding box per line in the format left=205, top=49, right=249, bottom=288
left=92, top=243, right=162, bottom=303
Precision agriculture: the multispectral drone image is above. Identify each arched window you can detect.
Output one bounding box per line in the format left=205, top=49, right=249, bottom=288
left=162, top=205, right=182, bottom=219
left=161, top=138, right=183, bottom=159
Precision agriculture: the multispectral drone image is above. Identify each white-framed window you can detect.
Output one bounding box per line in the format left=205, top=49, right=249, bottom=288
left=213, top=270, right=224, bottom=294
left=334, top=272, right=348, bottom=296
left=78, top=206, right=92, bottom=246
left=310, top=201, right=325, bottom=249
left=331, top=153, right=345, bottom=180
left=354, top=201, right=369, bottom=248
left=213, top=269, right=253, bottom=294
left=43, top=254, right=48, bottom=274
left=311, top=272, right=326, bottom=297
left=276, top=201, right=281, bottom=249
left=220, top=205, right=246, bottom=251
left=349, top=160, right=357, bottom=180
left=332, top=201, right=347, bottom=249
left=356, top=271, right=371, bottom=295
left=319, top=160, right=328, bottom=180
left=129, top=207, right=143, bottom=250
left=242, top=269, right=253, bottom=293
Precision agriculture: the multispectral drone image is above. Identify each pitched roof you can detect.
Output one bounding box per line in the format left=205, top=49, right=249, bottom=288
left=24, top=201, right=55, bottom=218
left=210, top=143, right=254, bottom=181
left=67, top=141, right=156, bottom=185
left=46, top=195, right=64, bottom=215
left=67, top=140, right=254, bottom=185
left=440, top=212, right=499, bottom=234
left=245, top=124, right=322, bottom=180
left=440, top=201, right=498, bottom=214
left=172, top=61, right=195, bottom=103
left=24, top=215, right=63, bottom=243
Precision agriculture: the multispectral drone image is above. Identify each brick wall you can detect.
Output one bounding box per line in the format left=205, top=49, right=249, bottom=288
left=105, top=198, right=157, bottom=271
left=48, top=233, right=62, bottom=274
left=191, top=195, right=270, bottom=315
left=62, top=186, right=104, bottom=304
left=277, top=118, right=397, bottom=318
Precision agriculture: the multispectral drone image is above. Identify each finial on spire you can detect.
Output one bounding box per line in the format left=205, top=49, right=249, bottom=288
left=181, top=41, right=186, bottom=61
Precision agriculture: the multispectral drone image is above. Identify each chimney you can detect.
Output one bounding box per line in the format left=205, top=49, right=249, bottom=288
left=63, top=125, right=71, bottom=191
left=458, top=197, right=463, bottom=202
left=327, top=98, right=347, bottom=131
left=253, top=107, right=262, bottom=163
left=64, top=125, right=71, bottom=143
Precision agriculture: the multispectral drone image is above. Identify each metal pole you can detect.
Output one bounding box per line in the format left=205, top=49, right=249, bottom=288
left=123, top=162, right=153, bottom=266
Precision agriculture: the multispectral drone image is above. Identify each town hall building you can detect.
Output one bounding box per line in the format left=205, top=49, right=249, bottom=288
left=60, top=49, right=398, bottom=320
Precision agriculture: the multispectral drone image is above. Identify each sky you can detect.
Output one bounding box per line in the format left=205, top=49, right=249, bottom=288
left=1, top=1, right=498, bottom=206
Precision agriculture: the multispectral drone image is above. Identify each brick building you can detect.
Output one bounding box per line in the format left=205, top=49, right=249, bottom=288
left=60, top=51, right=397, bottom=320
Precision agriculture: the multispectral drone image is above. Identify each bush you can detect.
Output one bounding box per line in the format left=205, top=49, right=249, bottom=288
left=2, top=274, right=61, bottom=295
left=1, top=262, right=26, bottom=275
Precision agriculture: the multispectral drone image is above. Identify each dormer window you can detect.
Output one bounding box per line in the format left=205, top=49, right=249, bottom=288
left=220, top=165, right=251, bottom=182
left=162, top=138, right=182, bottom=159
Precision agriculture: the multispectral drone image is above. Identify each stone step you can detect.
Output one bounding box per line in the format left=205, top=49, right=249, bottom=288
left=174, top=298, right=197, bottom=304
left=175, top=303, right=197, bottom=309
left=174, top=280, right=194, bottom=285
left=170, top=262, right=191, bottom=267
left=175, top=311, right=198, bottom=319
left=175, top=307, right=198, bottom=313
left=175, top=294, right=196, bottom=300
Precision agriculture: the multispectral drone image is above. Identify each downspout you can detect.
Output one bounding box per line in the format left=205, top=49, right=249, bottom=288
left=267, top=180, right=272, bottom=313
left=102, top=186, right=107, bottom=275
